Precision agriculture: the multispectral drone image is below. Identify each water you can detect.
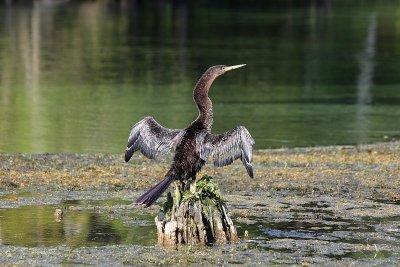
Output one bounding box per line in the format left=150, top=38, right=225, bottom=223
left=0, top=0, right=400, bottom=153
left=0, top=198, right=156, bottom=247
left=1, top=192, right=400, bottom=263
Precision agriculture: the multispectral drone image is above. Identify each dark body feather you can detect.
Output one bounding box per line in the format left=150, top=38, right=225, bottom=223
left=125, top=65, right=254, bottom=207
left=171, top=121, right=206, bottom=182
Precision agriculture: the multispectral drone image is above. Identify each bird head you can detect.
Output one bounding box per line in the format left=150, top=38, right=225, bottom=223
left=208, top=64, right=246, bottom=77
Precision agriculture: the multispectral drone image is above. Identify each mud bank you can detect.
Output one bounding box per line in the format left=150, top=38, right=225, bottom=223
left=0, top=142, right=399, bottom=265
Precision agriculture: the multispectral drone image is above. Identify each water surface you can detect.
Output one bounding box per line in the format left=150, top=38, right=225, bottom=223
left=1, top=192, right=400, bottom=264
left=0, top=1, right=399, bottom=153
left=0, top=198, right=155, bottom=247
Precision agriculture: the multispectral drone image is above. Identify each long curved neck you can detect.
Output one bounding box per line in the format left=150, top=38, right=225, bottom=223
left=193, top=71, right=216, bottom=130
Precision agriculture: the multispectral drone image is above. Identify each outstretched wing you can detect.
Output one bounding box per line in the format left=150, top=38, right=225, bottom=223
left=200, top=126, right=255, bottom=178
left=125, top=116, right=184, bottom=162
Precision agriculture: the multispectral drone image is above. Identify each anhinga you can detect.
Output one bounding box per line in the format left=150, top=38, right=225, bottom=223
left=125, top=64, right=255, bottom=207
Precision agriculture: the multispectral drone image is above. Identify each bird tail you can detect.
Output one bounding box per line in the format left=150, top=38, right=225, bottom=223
left=136, top=175, right=174, bottom=207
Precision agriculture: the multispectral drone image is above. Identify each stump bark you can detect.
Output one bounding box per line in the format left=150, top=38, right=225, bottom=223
left=155, top=176, right=238, bottom=246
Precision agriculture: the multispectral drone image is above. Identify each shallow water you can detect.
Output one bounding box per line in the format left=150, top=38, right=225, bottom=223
left=0, top=197, right=155, bottom=247
left=1, top=1, right=400, bottom=153
left=1, top=190, right=400, bottom=265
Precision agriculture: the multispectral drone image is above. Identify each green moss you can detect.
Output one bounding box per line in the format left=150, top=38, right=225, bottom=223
left=182, top=176, right=222, bottom=203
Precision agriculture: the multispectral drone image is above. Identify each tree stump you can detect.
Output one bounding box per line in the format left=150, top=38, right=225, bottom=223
left=155, top=175, right=239, bottom=246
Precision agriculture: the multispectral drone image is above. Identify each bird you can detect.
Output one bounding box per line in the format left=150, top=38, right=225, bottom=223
left=124, top=64, right=255, bottom=207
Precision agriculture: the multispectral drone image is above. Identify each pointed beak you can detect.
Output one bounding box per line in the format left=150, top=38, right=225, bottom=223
left=224, top=64, right=246, bottom=72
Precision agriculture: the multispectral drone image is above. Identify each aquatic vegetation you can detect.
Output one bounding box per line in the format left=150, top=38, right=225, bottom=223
left=181, top=175, right=222, bottom=203
left=0, top=142, right=399, bottom=202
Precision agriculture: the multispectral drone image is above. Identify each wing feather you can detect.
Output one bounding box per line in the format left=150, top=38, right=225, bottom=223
left=125, top=117, right=184, bottom=162
left=202, top=126, right=255, bottom=178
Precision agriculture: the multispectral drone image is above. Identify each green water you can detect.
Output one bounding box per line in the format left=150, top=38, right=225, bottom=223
left=0, top=1, right=399, bottom=153
left=1, top=193, right=399, bottom=263
left=0, top=198, right=156, bottom=247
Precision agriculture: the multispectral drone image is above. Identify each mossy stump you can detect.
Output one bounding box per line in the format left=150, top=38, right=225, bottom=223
left=155, top=176, right=238, bottom=246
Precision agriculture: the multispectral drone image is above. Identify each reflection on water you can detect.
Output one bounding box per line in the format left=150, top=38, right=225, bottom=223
left=357, top=13, right=377, bottom=106
left=0, top=200, right=156, bottom=247
left=2, top=197, right=399, bottom=263
left=355, top=13, right=377, bottom=142
left=0, top=1, right=400, bottom=153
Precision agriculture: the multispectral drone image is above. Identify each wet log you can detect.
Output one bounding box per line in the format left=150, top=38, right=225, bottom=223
left=155, top=176, right=238, bottom=246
